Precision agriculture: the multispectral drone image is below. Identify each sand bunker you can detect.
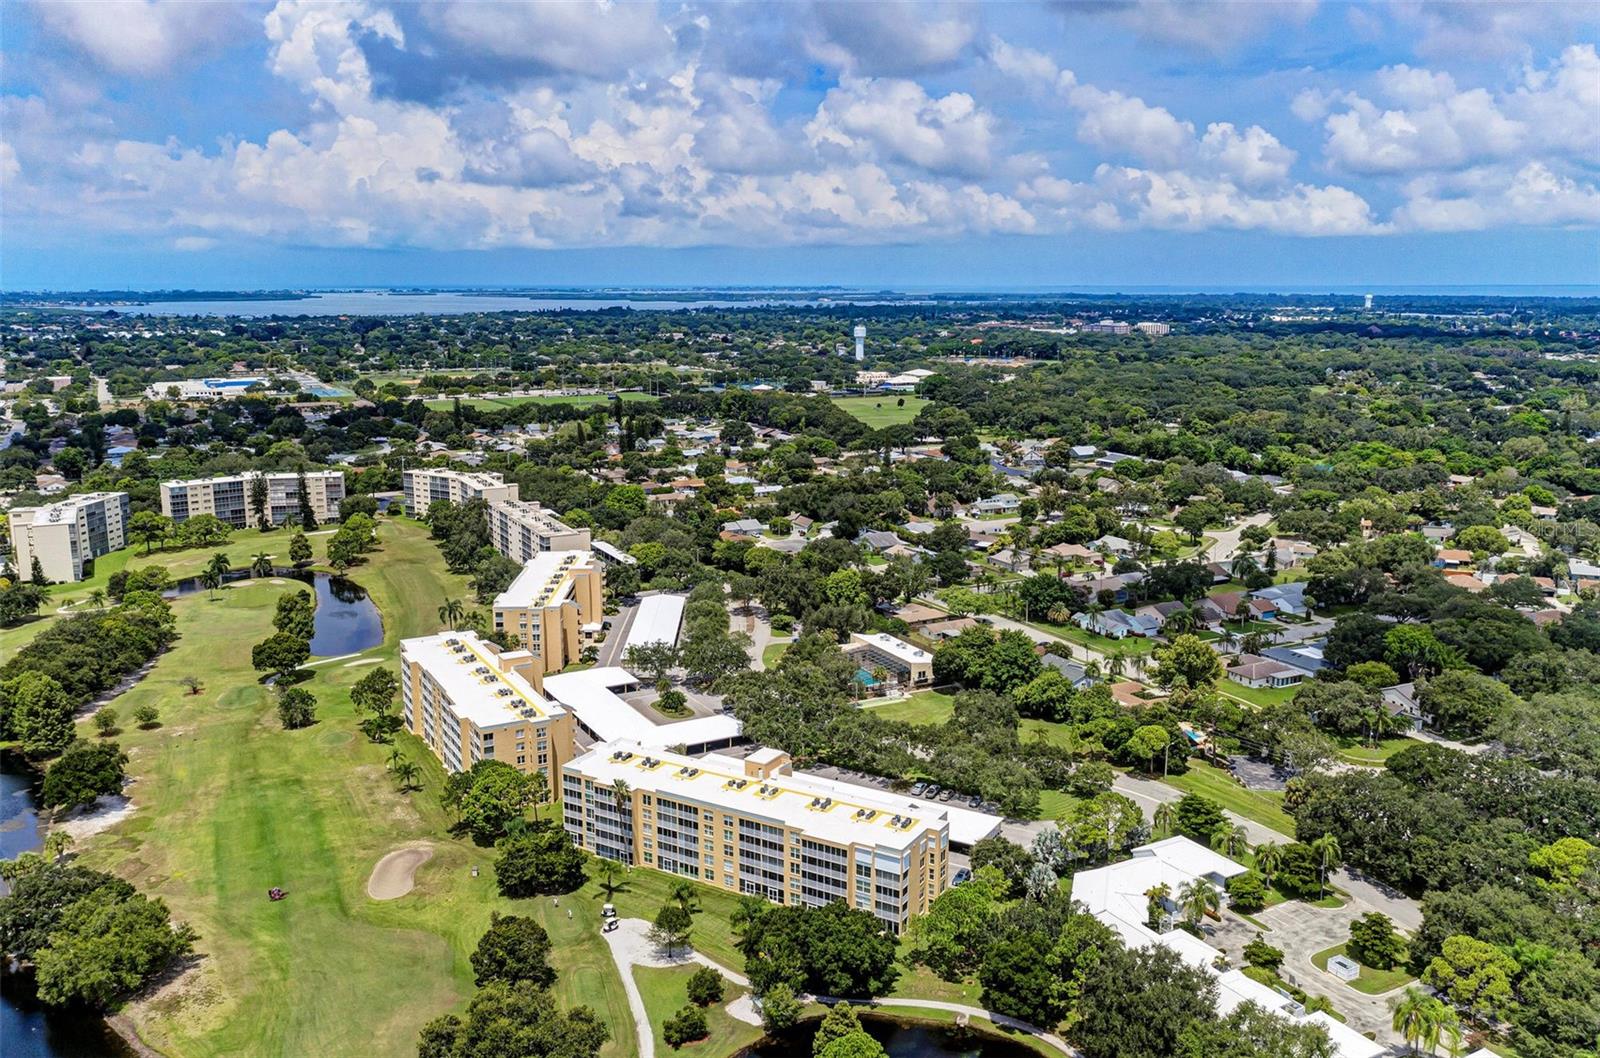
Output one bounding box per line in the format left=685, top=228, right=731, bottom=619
left=367, top=844, right=433, bottom=900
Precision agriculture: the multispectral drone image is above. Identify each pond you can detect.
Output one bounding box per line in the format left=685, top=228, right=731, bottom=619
left=167, top=570, right=382, bottom=656
left=743, top=1014, right=1047, bottom=1058
left=1, top=755, right=138, bottom=1058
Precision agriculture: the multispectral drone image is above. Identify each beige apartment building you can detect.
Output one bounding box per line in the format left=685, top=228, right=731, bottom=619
left=159, top=470, right=345, bottom=529
left=403, top=468, right=518, bottom=518
left=398, top=630, right=575, bottom=780
left=488, top=498, right=591, bottom=562
left=491, top=550, right=604, bottom=689
left=7, top=491, right=130, bottom=583
left=562, top=742, right=951, bottom=933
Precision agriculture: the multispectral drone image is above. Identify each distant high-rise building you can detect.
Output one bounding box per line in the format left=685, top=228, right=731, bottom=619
left=1364, top=293, right=1374, bottom=310
left=853, top=324, right=866, bottom=361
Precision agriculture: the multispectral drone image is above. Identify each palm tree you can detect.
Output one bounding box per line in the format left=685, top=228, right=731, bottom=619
left=732, top=895, right=768, bottom=957
left=1177, top=879, right=1220, bottom=928
left=207, top=552, right=232, bottom=579
left=1366, top=703, right=1401, bottom=747
left=1311, top=833, right=1342, bottom=899
left=1165, top=605, right=1197, bottom=636
left=1211, top=823, right=1250, bottom=859
left=393, top=760, right=420, bottom=793
left=251, top=551, right=274, bottom=578
left=1436, top=1006, right=1463, bottom=1058
left=669, top=878, right=699, bottom=913
left=598, top=857, right=627, bottom=898
left=1143, top=883, right=1172, bottom=929
left=200, top=567, right=222, bottom=600
left=438, top=597, right=466, bottom=631
left=387, top=746, right=406, bottom=770
left=1391, top=988, right=1441, bottom=1056
left=1107, top=650, right=1127, bottom=679
left=43, top=829, right=73, bottom=863
left=611, top=779, right=632, bottom=814
left=1152, top=801, right=1176, bottom=837
left=1254, top=841, right=1284, bottom=886
left=1047, top=603, right=1071, bottom=625
left=88, top=588, right=106, bottom=610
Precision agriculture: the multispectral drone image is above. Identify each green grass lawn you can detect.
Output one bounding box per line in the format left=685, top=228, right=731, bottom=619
left=1335, top=737, right=1414, bottom=765
left=1311, top=943, right=1414, bottom=995
left=1160, top=761, right=1296, bottom=838
left=75, top=519, right=639, bottom=1058
left=1027, top=618, right=1157, bottom=657
left=1035, top=789, right=1086, bottom=821
left=831, top=395, right=930, bottom=427
left=760, top=640, right=791, bottom=668
left=632, top=965, right=762, bottom=1058
left=1218, top=680, right=1301, bottom=708
left=866, top=689, right=956, bottom=725
left=424, top=392, right=658, bottom=412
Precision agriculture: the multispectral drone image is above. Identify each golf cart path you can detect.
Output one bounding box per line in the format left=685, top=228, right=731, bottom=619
left=601, top=917, right=1079, bottom=1058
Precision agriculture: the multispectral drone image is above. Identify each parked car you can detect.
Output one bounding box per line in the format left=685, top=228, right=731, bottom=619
left=938, top=789, right=955, bottom=802
left=952, top=868, right=972, bottom=886
left=910, top=782, right=927, bottom=796
left=967, top=794, right=982, bottom=808
left=922, top=784, right=941, bottom=799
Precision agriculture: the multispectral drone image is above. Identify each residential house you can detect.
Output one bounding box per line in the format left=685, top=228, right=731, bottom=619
left=1092, top=534, right=1137, bottom=557
left=1261, top=643, right=1329, bottom=679
left=1041, top=653, right=1099, bottom=689
left=1434, top=548, right=1473, bottom=569
left=721, top=518, right=766, bottom=537
left=1226, top=655, right=1305, bottom=689
left=857, top=529, right=904, bottom=553
left=1381, top=682, right=1429, bottom=732
left=1044, top=542, right=1102, bottom=567
left=1251, top=581, right=1310, bottom=617
left=973, top=492, right=1021, bottom=515
left=1075, top=608, right=1160, bottom=639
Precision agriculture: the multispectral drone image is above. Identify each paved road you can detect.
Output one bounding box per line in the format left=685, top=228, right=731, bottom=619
left=1201, top=512, right=1274, bottom=564
left=601, top=918, right=762, bottom=1058
left=1255, top=899, right=1410, bottom=1044
left=599, top=602, right=640, bottom=667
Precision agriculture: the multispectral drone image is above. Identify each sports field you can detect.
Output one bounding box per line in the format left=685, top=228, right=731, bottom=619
left=831, top=395, right=929, bottom=427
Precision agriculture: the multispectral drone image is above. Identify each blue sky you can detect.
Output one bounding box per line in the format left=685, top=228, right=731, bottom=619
left=3, top=1, right=1597, bottom=290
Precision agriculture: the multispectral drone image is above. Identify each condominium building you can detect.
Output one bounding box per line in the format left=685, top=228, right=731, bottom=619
left=159, top=470, right=346, bottom=529
left=491, top=550, right=604, bottom=688
left=403, top=469, right=518, bottom=518
left=562, top=742, right=953, bottom=933
left=488, top=498, right=591, bottom=562
left=7, top=491, right=129, bottom=583
left=398, top=630, right=575, bottom=779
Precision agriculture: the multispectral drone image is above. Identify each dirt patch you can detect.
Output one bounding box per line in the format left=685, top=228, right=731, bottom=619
left=367, top=843, right=434, bottom=900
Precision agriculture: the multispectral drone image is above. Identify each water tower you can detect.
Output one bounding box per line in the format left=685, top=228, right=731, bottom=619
left=853, top=324, right=866, bottom=362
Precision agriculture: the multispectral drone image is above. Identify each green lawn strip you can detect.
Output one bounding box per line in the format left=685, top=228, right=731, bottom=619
left=75, top=521, right=637, bottom=1058
left=1018, top=718, right=1080, bottom=750
left=631, top=965, right=763, bottom=1058
left=1335, top=737, right=1413, bottom=765
left=1035, top=790, right=1086, bottom=821
left=830, top=395, right=930, bottom=427
left=761, top=641, right=790, bottom=668
left=1159, top=761, right=1296, bottom=837
left=865, top=689, right=956, bottom=725
left=1310, top=944, right=1414, bottom=995
left=1217, top=680, right=1300, bottom=709
left=1025, top=618, right=1156, bottom=657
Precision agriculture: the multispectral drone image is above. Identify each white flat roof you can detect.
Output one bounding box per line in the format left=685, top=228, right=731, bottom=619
left=1072, top=838, right=1383, bottom=1058
left=567, top=740, right=945, bottom=852
left=400, top=631, right=563, bottom=728
left=493, top=550, right=593, bottom=609
left=542, top=667, right=742, bottom=748
left=849, top=632, right=932, bottom=666
left=162, top=469, right=342, bottom=488
left=625, top=594, right=686, bottom=651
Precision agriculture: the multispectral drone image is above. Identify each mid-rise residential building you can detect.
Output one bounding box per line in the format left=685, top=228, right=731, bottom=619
left=398, top=630, right=574, bottom=779
left=159, top=470, right=345, bottom=529
left=403, top=469, right=518, bottom=518
left=7, top=491, right=129, bottom=582
left=488, top=498, right=591, bottom=562
left=1134, top=321, right=1171, bottom=336
left=562, top=742, right=953, bottom=932
left=491, top=550, right=604, bottom=688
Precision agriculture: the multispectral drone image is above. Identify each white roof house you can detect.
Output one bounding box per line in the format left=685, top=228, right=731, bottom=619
left=1071, top=837, right=1384, bottom=1058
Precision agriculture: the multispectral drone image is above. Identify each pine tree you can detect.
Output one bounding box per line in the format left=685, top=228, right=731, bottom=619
left=296, top=470, right=318, bottom=530
left=249, top=474, right=270, bottom=529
